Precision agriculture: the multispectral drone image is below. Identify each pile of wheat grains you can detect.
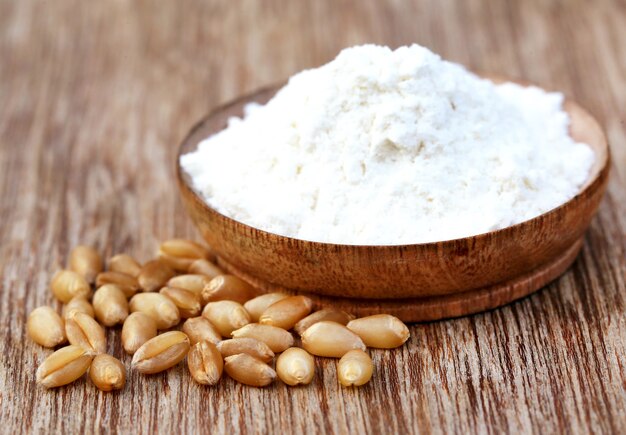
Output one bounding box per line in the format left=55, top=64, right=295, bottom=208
left=28, top=240, right=410, bottom=391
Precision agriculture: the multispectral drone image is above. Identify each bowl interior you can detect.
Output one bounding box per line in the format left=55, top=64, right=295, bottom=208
left=177, top=83, right=609, bottom=242
left=176, top=79, right=609, bottom=303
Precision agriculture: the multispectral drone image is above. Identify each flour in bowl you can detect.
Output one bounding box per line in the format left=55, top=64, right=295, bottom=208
left=180, top=44, right=595, bottom=245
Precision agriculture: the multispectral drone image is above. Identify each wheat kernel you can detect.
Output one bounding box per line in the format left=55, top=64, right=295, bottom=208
left=337, top=349, right=373, bottom=387
left=160, top=238, right=213, bottom=260
left=65, top=312, right=107, bottom=354
left=156, top=252, right=194, bottom=272
left=129, top=292, right=180, bottom=329
left=201, top=275, right=257, bottom=304
left=69, top=245, right=102, bottom=284
left=216, top=338, right=274, bottom=363
left=36, top=345, right=95, bottom=388
left=224, top=353, right=276, bottom=387
left=89, top=354, right=126, bottom=391
left=243, top=293, right=289, bottom=322
left=160, top=286, right=202, bottom=318
left=96, top=271, right=140, bottom=298
left=108, top=254, right=141, bottom=278
left=231, top=323, right=294, bottom=353
left=301, top=321, right=365, bottom=358
left=294, top=308, right=355, bottom=336
left=158, top=239, right=214, bottom=272
left=188, top=259, right=224, bottom=278
left=27, top=306, right=66, bottom=348
left=188, top=340, right=223, bottom=385
left=37, top=345, right=95, bottom=389
left=181, top=317, right=222, bottom=346
left=121, top=312, right=158, bottom=355
left=50, top=270, right=91, bottom=303
left=62, top=296, right=95, bottom=320
left=138, top=259, right=176, bottom=293
left=202, top=300, right=250, bottom=337
left=131, top=331, right=190, bottom=374
left=167, top=274, right=211, bottom=297
left=346, top=314, right=410, bottom=349
left=276, top=347, right=315, bottom=386
left=259, top=295, right=312, bottom=330
left=92, top=284, right=129, bottom=326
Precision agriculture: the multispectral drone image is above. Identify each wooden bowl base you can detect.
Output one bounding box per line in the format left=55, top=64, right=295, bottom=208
left=217, top=238, right=584, bottom=323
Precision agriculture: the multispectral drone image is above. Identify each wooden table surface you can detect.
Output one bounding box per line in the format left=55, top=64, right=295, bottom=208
left=1, top=1, right=625, bottom=433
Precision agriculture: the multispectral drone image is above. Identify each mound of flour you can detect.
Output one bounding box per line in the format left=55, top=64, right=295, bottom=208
left=180, top=44, right=594, bottom=245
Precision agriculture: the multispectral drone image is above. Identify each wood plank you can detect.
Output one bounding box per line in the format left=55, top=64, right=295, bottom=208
left=0, top=0, right=624, bottom=433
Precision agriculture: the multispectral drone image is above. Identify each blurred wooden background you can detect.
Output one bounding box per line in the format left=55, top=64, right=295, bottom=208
left=0, top=0, right=624, bottom=433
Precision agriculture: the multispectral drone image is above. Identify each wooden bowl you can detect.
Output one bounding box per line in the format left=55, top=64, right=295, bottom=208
left=177, top=82, right=609, bottom=322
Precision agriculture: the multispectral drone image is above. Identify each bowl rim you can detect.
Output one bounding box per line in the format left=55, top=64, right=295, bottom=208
left=176, top=79, right=610, bottom=250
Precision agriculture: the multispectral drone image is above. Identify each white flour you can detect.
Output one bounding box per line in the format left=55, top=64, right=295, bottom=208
left=180, top=44, right=594, bottom=245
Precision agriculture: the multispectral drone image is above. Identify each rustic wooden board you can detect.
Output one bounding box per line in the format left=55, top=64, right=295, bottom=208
left=0, top=0, right=624, bottom=433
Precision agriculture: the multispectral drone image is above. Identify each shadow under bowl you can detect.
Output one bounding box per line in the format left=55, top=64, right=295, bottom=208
left=177, top=82, right=610, bottom=322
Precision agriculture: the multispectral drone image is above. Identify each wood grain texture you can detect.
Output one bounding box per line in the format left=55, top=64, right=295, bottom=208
left=0, top=0, right=624, bottom=433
